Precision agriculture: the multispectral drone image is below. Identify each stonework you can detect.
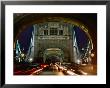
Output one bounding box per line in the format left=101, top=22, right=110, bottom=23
left=34, top=21, right=74, bottom=63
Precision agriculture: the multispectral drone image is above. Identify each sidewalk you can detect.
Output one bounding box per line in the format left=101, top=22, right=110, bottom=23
left=79, top=64, right=97, bottom=75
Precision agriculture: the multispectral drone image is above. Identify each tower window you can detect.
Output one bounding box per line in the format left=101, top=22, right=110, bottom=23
left=59, top=30, right=63, bottom=35
left=50, top=28, right=58, bottom=35
left=44, top=30, right=48, bottom=35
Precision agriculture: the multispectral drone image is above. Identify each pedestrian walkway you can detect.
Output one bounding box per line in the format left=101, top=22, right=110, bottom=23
left=79, top=64, right=97, bottom=75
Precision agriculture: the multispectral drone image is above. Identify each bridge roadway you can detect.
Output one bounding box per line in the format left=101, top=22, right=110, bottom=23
left=14, top=63, right=95, bottom=75
left=31, top=64, right=78, bottom=75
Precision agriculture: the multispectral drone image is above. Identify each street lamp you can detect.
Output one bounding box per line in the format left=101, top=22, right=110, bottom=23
left=91, top=53, right=95, bottom=57
left=77, top=59, right=81, bottom=64
left=29, top=58, right=33, bottom=63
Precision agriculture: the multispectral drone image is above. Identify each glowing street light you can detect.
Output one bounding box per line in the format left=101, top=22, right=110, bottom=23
left=29, top=58, right=33, bottom=62
left=77, top=59, right=81, bottom=64
left=91, top=53, right=94, bottom=57
left=21, top=53, right=25, bottom=57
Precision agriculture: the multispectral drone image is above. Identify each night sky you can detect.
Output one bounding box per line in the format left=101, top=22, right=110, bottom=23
left=18, top=26, right=34, bottom=54
left=74, top=26, right=89, bottom=53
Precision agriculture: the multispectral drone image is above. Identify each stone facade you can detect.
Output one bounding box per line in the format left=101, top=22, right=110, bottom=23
left=34, top=21, right=74, bottom=62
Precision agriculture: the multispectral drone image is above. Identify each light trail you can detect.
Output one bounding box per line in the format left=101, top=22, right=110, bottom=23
left=78, top=70, right=88, bottom=75
left=66, top=70, right=78, bottom=76
left=31, top=68, right=43, bottom=75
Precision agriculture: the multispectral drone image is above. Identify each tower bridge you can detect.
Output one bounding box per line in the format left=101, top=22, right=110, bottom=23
left=14, top=14, right=94, bottom=65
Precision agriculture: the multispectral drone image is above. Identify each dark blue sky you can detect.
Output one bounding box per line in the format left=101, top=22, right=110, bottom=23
left=18, top=26, right=34, bottom=54
left=74, top=26, right=88, bottom=52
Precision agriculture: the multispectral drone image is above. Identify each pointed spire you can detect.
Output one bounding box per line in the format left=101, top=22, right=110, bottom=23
left=73, top=27, right=81, bottom=64
left=73, top=29, right=80, bottom=56
left=16, top=40, right=21, bottom=56
left=25, top=26, right=34, bottom=62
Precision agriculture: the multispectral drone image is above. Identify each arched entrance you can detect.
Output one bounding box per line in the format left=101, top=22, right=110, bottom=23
left=43, top=48, right=64, bottom=64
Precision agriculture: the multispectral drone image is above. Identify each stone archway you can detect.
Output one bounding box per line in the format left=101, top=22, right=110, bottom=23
left=43, top=48, right=64, bottom=64
left=14, top=14, right=94, bottom=64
